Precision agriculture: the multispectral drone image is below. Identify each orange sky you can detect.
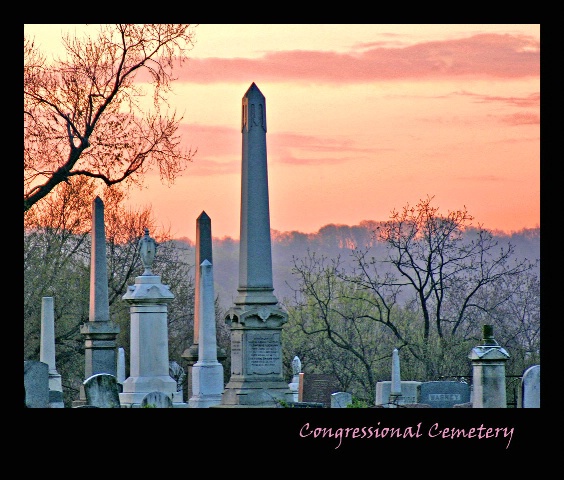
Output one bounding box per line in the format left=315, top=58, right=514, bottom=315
left=24, top=24, right=540, bottom=242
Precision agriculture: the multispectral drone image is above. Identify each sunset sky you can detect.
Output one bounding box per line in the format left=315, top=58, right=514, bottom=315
left=24, top=24, right=540, bottom=242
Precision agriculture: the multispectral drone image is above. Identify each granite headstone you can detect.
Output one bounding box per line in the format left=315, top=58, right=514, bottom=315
left=417, top=381, right=471, bottom=408
left=24, top=360, right=49, bottom=408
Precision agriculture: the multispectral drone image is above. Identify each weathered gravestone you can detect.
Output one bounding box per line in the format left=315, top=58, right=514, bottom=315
left=83, top=373, right=121, bottom=408
left=24, top=360, right=49, bottom=408
left=375, top=381, right=421, bottom=407
left=520, top=365, right=540, bottom=408
left=141, top=391, right=173, bottom=408
left=417, top=381, right=471, bottom=408
left=331, top=391, right=353, bottom=408
left=302, top=373, right=340, bottom=407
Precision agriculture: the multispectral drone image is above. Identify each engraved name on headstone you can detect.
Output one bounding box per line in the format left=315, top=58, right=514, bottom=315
left=417, top=381, right=471, bottom=408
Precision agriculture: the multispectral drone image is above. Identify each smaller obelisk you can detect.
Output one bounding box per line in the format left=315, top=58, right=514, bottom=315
left=74, top=196, right=120, bottom=407
left=189, top=260, right=224, bottom=407
left=40, top=296, right=64, bottom=408
left=182, top=211, right=225, bottom=400
left=389, top=348, right=402, bottom=407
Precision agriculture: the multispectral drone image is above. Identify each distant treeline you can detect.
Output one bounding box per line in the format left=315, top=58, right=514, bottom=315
left=174, top=222, right=540, bottom=311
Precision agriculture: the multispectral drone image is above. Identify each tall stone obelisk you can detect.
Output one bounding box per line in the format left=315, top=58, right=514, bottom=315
left=74, top=196, right=120, bottom=407
left=219, top=83, right=293, bottom=407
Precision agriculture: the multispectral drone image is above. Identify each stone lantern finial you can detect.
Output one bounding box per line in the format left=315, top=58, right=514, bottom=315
left=481, top=324, right=499, bottom=346
left=139, top=227, right=157, bottom=276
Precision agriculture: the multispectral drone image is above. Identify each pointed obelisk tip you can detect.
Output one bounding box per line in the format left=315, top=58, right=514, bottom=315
left=201, top=259, right=212, bottom=267
left=94, top=195, right=103, bottom=205
left=198, top=211, right=210, bottom=220
left=245, top=82, right=263, bottom=98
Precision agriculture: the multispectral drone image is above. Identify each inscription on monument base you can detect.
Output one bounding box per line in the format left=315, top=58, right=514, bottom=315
left=230, top=331, right=243, bottom=375
left=246, top=331, right=281, bottom=375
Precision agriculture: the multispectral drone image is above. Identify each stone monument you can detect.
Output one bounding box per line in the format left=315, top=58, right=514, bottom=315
left=469, top=324, right=510, bottom=408
left=288, top=356, right=301, bottom=402
left=40, top=296, right=64, bottom=407
left=119, top=228, right=187, bottom=408
left=417, top=381, right=471, bottom=408
left=83, top=373, right=121, bottom=408
left=219, top=83, right=293, bottom=407
left=389, top=348, right=402, bottom=406
left=189, top=260, right=225, bottom=407
left=24, top=360, right=49, bottom=408
left=331, top=392, right=353, bottom=408
left=375, top=381, right=421, bottom=407
left=74, top=196, right=120, bottom=407
left=520, top=364, right=540, bottom=408
left=182, top=211, right=226, bottom=400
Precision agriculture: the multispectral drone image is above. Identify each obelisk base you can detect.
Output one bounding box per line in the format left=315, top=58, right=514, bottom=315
left=74, top=320, right=120, bottom=406
left=189, top=360, right=224, bottom=408
left=119, top=375, right=187, bottom=408
left=218, top=303, right=293, bottom=407
left=215, top=380, right=294, bottom=407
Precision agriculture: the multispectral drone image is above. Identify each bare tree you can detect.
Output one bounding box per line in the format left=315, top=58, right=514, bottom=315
left=284, top=252, right=395, bottom=402
left=24, top=24, right=197, bottom=213
left=288, top=196, right=540, bottom=394
left=23, top=177, right=196, bottom=406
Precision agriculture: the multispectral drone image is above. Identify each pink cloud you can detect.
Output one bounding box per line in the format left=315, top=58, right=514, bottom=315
left=456, top=175, right=503, bottom=182
left=175, top=124, right=384, bottom=171
left=458, top=91, right=540, bottom=108
left=175, top=124, right=239, bottom=175
left=500, top=112, right=540, bottom=126
left=165, top=34, right=538, bottom=84
left=177, top=123, right=239, bottom=155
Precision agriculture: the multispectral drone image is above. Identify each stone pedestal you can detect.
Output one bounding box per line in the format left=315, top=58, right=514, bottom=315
left=288, top=356, right=302, bottom=402
left=288, top=375, right=300, bottom=402
left=219, top=304, right=293, bottom=407
left=469, top=325, right=510, bottom=408
left=119, top=229, right=187, bottom=408
left=74, top=320, right=120, bottom=407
